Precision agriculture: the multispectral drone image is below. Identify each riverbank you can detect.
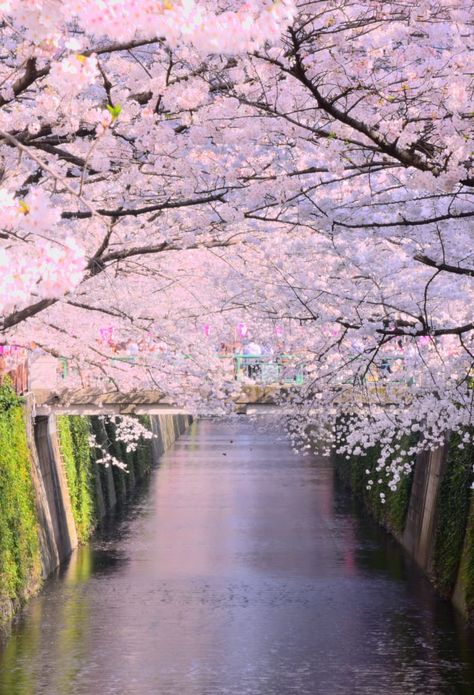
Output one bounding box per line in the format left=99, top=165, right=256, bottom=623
left=334, top=434, right=474, bottom=623
left=2, top=419, right=474, bottom=695
left=0, top=379, right=191, bottom=631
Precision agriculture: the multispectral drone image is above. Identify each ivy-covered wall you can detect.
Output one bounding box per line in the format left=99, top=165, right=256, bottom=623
left=431, top=433, right=474, bottom=598
left=334, top=436, right=415, bottom=537
left=335, top=429, right=474, bottom=623
left=461, top=498, right=474, bottom=620
left=103, top=415, right=153, bottom=504
left=0, top=381, right=41, bottom=626
left=1, top=405, right=157, bottom=629
left=57, top=414, right=154, bottom=529
left=56, top=416, right=97, bottom=544
left=1, top=409, right=188, bottom=630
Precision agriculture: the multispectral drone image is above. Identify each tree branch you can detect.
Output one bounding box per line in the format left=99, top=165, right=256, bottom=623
left=62, top=193, right=226, bottom=219
left=414, top=254, right=474, bottom=277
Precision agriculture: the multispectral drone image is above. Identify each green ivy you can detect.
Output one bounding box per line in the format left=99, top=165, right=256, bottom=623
left=462, top=498, right=474, bottom=619
left=57, top=416, right=96, bottom=543
left=334, top=433, right=416, bottom=536
left=135, top=415, right=153, bottom=479
left=103, top=417, right=153, bottom=502
left=432, top=432, right=474, bottom=597
left=0, top=377, right=23, bottom=412
left=0, top=403, right=155, bottom=627
left=0, top=381, right=41, bottom=617
left=89, top=417, right=115, bottom=510
left=103, top=420, right=128, bottom=502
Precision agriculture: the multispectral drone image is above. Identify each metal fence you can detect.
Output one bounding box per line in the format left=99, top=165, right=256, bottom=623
left=231, top=354, right=304, bottom=385
left=57, top=352, right=305, bottom=386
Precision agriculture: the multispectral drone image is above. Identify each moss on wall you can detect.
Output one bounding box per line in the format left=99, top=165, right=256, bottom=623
left=1, top=405, right=156, bottom=628
left=462, top=498, right=474, bottom=620
left=0, top=381, right=41, bottom=622
left=334, top=434, right=416, bottom=537
left=59, top=415, right=154, bottom=532
left=432, top=433, right=474, bottom=598
left=57, top=416, right=97, bottom=544
left=103, top=416, right=153, bottom=502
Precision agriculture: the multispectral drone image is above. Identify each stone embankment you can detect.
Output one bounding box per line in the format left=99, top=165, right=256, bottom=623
left=0, top=380, right=191, bottom=630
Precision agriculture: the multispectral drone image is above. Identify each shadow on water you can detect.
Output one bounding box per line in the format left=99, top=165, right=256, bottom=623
left=1, top=420, right=474, bottom=695
left=331, top=476, right=474, bottom=693
left=0, top=476, right=153, bottom=695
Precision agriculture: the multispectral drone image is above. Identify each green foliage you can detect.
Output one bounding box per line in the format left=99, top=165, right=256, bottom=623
left=0, top=386, right=40, bottom=612
left=89, top=417, right=116, bottom=510
left=462, top=499, right=474, bottom=619
left=57, top=416, right=96, bottom=543
left=387, top=467, right=414, bottom=535
left=432, top=432, right=474, bottom=597
left=0, top=405, right=155, bottom=626
left=135, top=416, right=153, bottom=478
left=103, top=420, right=128, bottom=502
left=106, top=103, right=121, bottom=120
left=334, top=434, right=416, bottom=536
left=0, top=377, right=23, bottom=412
left=103, top=416, right=153, bottom=501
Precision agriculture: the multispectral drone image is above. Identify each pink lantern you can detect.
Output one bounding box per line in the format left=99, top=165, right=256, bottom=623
left=237, top=322, right=248, bottom=338
left=203, top=324, right=211, bottom=337
left=99, top=327, right=114, bottom=344
left=274, top=325, right=283, bottom=337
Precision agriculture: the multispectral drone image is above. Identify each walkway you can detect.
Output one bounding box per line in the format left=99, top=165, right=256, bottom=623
left=1, top=420, right=474, bottom=694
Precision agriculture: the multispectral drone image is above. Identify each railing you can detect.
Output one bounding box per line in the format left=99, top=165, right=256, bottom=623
left=231, top=354, right=304, bottom=385
left=57, top=352, right=305, bottom=386
left=343, top=355, right=413, bottom=387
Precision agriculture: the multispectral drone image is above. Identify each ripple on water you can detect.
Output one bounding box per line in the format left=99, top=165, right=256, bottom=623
left=1, top=420, right=474, bottom=695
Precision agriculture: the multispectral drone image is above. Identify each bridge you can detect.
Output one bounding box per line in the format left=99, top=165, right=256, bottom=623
left=33, top=385, right=286, bottom=416
left=3, top=347, right=418, bottom=416
left=28, top=353, right=301, bottom=416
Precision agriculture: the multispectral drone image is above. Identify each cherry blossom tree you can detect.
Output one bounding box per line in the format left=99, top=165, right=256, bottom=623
left=1, top=1, right=473, bottom=481
left=230, top=0, right=474, bottom=476
left=0, top=0, right=295, bottom=324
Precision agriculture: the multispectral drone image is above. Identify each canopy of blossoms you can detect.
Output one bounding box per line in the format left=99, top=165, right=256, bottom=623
left=1, top=0, right=473, bottom=479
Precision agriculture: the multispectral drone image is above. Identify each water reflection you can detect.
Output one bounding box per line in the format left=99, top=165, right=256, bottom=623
left=333, top=487, right=474, bottom=692
left=1, top=420, right=474, bottom=694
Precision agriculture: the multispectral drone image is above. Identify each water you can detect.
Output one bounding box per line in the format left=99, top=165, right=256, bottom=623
left=1, top=419, right=474, bottom=695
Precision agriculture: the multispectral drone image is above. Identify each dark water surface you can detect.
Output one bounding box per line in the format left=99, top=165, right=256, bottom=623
left=1, top=419, right=474, bottom=695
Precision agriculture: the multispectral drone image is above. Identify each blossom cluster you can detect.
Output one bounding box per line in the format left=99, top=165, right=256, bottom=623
left=2, top=0, right=296, bottom=52
left=88, top=415, right=154, bottom=470
left=0, top=189, right=85, bottom=313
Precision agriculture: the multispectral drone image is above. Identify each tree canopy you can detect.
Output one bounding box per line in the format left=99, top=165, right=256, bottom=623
left=1, top=1, right=473, bottom=475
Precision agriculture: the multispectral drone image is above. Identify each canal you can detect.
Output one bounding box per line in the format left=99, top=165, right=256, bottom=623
left=1, top=419, right=474, bottom=694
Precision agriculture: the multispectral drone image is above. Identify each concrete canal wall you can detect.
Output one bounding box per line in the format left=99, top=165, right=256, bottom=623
left=335, top=433, right=474, bottom=623
left=0, top=380, right=191, bottom=630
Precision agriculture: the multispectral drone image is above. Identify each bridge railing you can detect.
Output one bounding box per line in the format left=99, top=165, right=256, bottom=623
left=230, top=354, right=304, bottom=385
left=343, top=355, right=411, bottom=386
left=42, top=351, right=418, bottom=392
left=57, top=352, right=305, bottom=386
